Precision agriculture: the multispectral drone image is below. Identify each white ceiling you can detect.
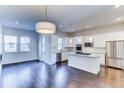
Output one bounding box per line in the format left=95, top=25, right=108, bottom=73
left=0, top=5, right=124, bottom=32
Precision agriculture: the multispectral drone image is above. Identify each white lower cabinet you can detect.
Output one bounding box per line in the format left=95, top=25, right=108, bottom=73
left=99, top=54, right=105, bottom=65
left=62, top=52, right=75, bottom=61
left=62, top=52, right=68, bottom=61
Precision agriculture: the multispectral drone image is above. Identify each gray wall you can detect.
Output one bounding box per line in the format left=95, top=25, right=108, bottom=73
left=2, top=26, right=39, bottom=65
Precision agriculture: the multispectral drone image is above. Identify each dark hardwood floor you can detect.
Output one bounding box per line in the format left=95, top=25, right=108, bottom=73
left=0, top=61, right=124, bottom=88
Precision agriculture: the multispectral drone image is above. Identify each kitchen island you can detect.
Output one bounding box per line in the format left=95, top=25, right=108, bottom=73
left=68, top=53, right=101, bottom=74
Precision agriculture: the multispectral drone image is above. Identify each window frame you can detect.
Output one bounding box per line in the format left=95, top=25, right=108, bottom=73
left=20, top=36, right=31, bottom=52
left=4, top=35, right=18, bottom=53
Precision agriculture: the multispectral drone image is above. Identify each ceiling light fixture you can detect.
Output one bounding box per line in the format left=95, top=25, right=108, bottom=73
left=16, top=21, right=19, bottom=24
left=89, top=37, right=92, bottom=42
left=86, top=25, right=90, bottom=28
left=60, top=25, right=63, bottom=28
left=71, top=29, right=74, bottom=31
left=116, top=18, right=121, bottom=21
left=114, top=5, right=120, bottom=8
left=35, top=6, right=56, bottom=34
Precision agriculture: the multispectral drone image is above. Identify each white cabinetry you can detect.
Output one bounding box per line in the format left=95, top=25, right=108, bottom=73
left=64, top=37, right=75, bottom=47
left=93, top=32, right=124, bottom=48
left=92, top=35, right=106, bottom=48
left=62, top=52, right=68, bottom=61
left=82, top=36, right=90, bottom=43
left=93, top=35, right=99, bottom=47
left=99, top=54, right=105, bottom=65
left=74, top=36, right=83, bottom=45
left=62, top=52, right=75, bottom=61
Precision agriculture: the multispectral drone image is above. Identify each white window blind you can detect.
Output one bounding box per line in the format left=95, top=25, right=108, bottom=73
left=4, top=35, right=17, bottom=52
left=20, top=37, right=30, bottom=52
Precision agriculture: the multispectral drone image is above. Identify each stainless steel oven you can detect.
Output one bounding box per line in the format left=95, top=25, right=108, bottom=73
left=76, top=44, right=82, bottom=53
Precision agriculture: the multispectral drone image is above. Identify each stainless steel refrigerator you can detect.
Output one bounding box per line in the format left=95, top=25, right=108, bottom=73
left=106, top=41, right=124, bottom=69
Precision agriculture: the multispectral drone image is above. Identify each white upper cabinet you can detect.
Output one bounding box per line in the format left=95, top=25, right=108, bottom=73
left=82, top=36, right=90, bottom=43
left=92, top=34, right=106, bottom=47
left=70, top=31, right=124, bottom=48
left=89, top=31, right=124, bottom=48
left=74, top=36, right=83, bottom=45
left=51, top=35, right=65, bottom=52
left=64, top=37, right=75, bottom=47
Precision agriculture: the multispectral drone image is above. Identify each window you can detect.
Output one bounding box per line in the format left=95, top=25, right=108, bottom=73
left=4, top=35, right=17, bottom=52
left=20, top=37, right=30, bottom=52
left=58, top=38, right=63, bottom=50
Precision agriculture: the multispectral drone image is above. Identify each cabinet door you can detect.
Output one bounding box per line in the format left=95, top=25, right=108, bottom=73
left=99, top=54, right=105, bottom=65
left=99, top=35, right=105, bottom=47
left=74, top=36, right=83, bottom=44
left=64, top=37, right=69, bottom=47
left=62, top=53, right=68, bottom=61
left=94, top=35, right=99, bottom=47
left=64, top=37, right=74, bottom=47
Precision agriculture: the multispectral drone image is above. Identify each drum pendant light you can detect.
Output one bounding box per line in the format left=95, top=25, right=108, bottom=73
left=35, top=6, right=56, bottom=34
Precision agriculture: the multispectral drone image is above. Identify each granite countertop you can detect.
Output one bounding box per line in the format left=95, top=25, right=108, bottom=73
left=68, top=53, right=100, bottom=58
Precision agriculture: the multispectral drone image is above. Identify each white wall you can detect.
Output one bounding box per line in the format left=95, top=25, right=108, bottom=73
left=2, top=27, right=39, bottom=65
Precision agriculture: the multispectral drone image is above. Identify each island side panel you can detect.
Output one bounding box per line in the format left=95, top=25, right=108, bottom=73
left=68, top=54, right=100, bottom=74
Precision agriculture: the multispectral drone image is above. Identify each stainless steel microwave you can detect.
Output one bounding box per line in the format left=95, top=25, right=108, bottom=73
left=84, top=42, right=94, bottom=47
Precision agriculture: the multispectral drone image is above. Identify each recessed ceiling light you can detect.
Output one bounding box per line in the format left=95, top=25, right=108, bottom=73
left=86, top=25, right=90, bottom=28
left=59, top=25, right=63, bottom=28
left=16, top=21, right=18, bottom=24
left=114, top=5, right=120, bottom=8
left=71, top=29, right=74, bottom=31
left=116, top=18, right=121, bottom=21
